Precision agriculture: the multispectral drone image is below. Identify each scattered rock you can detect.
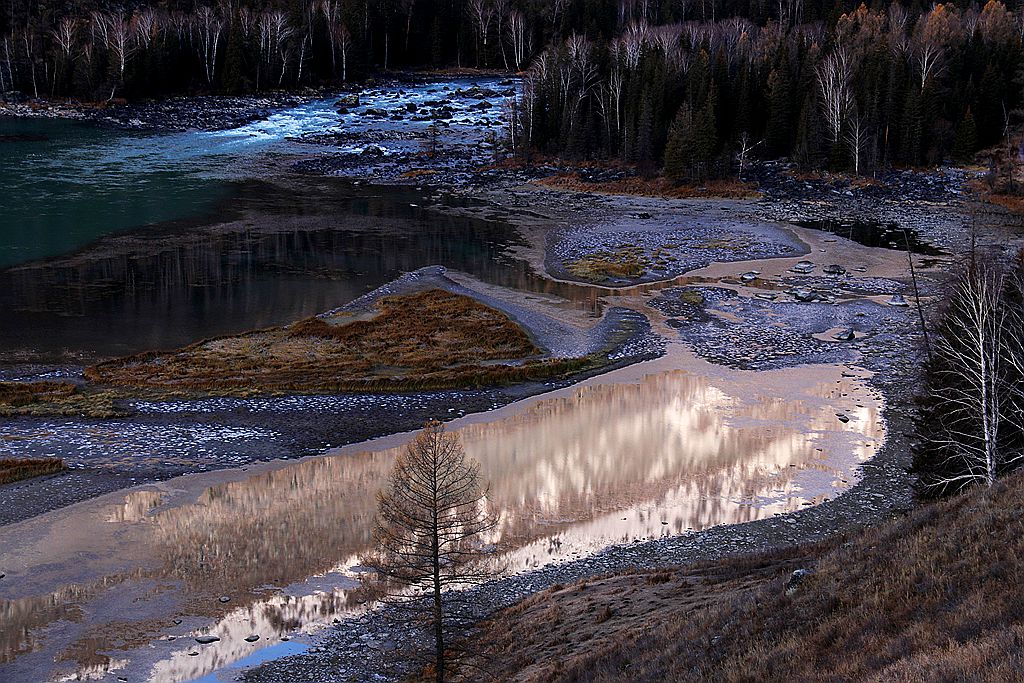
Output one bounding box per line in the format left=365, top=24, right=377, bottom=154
left=740, top=271, right=759, bottom=282
left=792, top=288, right=820, bottom=302
left=823, top=264, right=846, bottom=275
left=334, top=94, right=360, bottom=108
left=245, top=634, right=260, bottom=643
left=790, top=261, right=816, bottom=274
left=785, top=568, right=815, bottom=596
left=833, top=328, right=856, bottom=341
left=888, top=293, right=909, bottom=307
left=218, top=595, right=231, bottom=603
left=195, top=635, right=221, bottom=644
left=836, top=413, right=850, bottom=423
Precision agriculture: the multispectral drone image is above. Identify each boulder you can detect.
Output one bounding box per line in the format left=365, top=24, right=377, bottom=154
left=792, top=287, right=820, bottom=302
left=195, top=635, right=221, bottom=644
left=888, top=293, right=909, bottom=307
left=334, top=93, right=360, bottom=108
left=784, top=568, right=814, bottom=596
left=833, top=328, right=856, bottom=341
left=790, top=261, right=816, bottom=274
left=823, top=264, right=846, bottom=275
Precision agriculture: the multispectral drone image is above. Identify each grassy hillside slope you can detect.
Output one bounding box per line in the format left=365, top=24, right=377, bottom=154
left=458, top=473, right=1024, bottom=682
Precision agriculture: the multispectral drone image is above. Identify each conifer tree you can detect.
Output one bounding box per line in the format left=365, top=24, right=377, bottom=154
left=664, top=103, right=696, bottom=182
left=952, top=107, right=978, bottom=162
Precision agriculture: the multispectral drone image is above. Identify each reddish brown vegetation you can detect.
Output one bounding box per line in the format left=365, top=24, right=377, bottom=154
left=535, top=174, right=762, bottom=199
left=86, top=289, right=590, bottom=395
left=457, top=474, right=1024, bottom=682
left=0, top=457, right=66, bottom=486
left=0, top=381, right=77, bottom=406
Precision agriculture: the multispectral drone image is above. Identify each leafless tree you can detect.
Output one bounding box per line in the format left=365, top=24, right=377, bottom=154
left=620, top=22, right=650, bottom=70
left=0, top=36, right=13, bottom=92
left=844, top=111, right=869, bottom=175
left=887, top=3, right=911, bottom=59
left=50, top=18, right=78, bottom=95
left=506, top=9, right=530, bottom=71
left=194, top=7, right=223, bottom=85
left=816, top=45, right=853, bottom=149
left=911, top=3, right=962, bottom=89
left=468, top=0, right=494, bottom=67
left=735, top=131, right=761, bottom=178
left=365, top=421, right=496, bottom=683
left=20, top=26, right=39, bottom=98
left=133, top=8, right=160, bottom=51
left=925, top=250, right=1024, bottom=491
left=51, top=18, right=78, bottom=63
left=94, top=12, right=135, bottom=100
left=320, top=0, right=343, bottom=77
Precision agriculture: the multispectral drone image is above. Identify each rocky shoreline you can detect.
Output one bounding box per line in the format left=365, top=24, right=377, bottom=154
left=0, top=90, right=319, bottom=132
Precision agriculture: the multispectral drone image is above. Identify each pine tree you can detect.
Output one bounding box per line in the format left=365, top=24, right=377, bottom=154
left=765, top=65, right=794, bottom=157
left=952, top=107, right=978, bottom=162
left=664, top=103, right=696, bottom=182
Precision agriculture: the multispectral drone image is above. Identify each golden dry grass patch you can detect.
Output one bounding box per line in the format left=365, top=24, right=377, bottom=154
left=535, top=174, right=762, bottom=199
left=86, top=289, right=592, bottom=395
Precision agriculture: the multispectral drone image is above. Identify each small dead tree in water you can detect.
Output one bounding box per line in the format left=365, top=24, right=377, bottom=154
left=366, top=421, right=496, bottom=683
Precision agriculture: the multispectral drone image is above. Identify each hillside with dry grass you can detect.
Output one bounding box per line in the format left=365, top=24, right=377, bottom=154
left=455, top=474, right=1024, bottom=683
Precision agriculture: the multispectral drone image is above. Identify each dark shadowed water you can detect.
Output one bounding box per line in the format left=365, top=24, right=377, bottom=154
left=0, top=115, right=600, bottom=362
left=0, top=178, right=583, bottom=361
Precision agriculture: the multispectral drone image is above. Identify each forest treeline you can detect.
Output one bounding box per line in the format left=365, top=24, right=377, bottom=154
left=515, top=1, right=1024, bottom=176
left=1, top=1, right=1022, bottom=175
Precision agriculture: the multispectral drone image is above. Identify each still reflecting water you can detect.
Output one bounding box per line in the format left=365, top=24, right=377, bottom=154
left=0, top=356, right=884, bottom=682
left=0, top=177, right=618, bottom=362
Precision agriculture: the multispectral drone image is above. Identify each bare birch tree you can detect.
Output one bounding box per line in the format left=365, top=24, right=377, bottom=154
left=195, top=7, right=223, bottom=85
left=913, top=251, right=1024, bottom=496
left=94, top=12, right=135, bottom=100
left=468, top=0, right=494, bottom=67
left=911, top=3, right=962, bottom=89
left=816, top=45, right=853, bottom=149
left=365, top=421, right=496, bottom=683
left=845, top=112, right=869, bottom=175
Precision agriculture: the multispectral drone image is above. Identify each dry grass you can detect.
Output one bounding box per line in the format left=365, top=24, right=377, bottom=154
left=566, top=247, right=647, bottom=281
left=455, top=474, right=1024, bottom=682
left=535, top=174, right=762, bottom=199
left=0, top=381, right=121, bottom=417
left=983, top=192, right=1024, bottom=214
left=87, top=289, right=592, bottom=395
left=0, top=457, right=66, bottom=485
left=401, top=169, right=438, bottom=179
